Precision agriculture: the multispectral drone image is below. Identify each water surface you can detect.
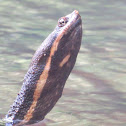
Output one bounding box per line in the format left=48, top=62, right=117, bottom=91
left=0, top=0, right=126, bottom=126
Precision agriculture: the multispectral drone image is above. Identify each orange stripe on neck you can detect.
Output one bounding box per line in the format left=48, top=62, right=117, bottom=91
left=22, top=32, right=63, bottom=122
left=59, top=53, right=71, bottom=67
left=20, top=21, right=73, bottom=124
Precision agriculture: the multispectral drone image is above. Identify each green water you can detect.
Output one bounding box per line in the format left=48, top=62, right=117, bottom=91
left=0, top=0, right=126, bottom=126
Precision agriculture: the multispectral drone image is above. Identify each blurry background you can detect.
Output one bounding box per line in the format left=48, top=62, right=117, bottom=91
left=0, top=0, right=126, bottom=126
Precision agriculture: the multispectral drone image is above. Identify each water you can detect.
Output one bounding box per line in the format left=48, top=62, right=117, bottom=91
left=0, top=0, right=126, bottom=126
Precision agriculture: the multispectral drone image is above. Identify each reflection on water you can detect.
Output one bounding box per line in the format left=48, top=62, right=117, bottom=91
left=0, top=0, right=126, bottom=126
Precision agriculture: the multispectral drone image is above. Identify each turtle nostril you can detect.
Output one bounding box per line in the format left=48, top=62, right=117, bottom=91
left=74, top=10, right=79, bottom=14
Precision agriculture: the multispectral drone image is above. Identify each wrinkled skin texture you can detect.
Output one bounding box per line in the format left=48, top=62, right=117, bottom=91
left=5, top=10, right=82, bottom=126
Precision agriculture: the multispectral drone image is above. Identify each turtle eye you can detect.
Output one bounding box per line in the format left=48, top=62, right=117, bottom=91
left=58, top=17, right=68, bottom=27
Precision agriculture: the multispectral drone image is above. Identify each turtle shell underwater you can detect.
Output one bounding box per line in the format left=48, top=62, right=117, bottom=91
left=5, top=10, right=82, bottom=126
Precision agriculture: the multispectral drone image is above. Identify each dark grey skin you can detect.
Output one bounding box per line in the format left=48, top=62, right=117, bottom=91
left=5, top=10, right=82, bottom=126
